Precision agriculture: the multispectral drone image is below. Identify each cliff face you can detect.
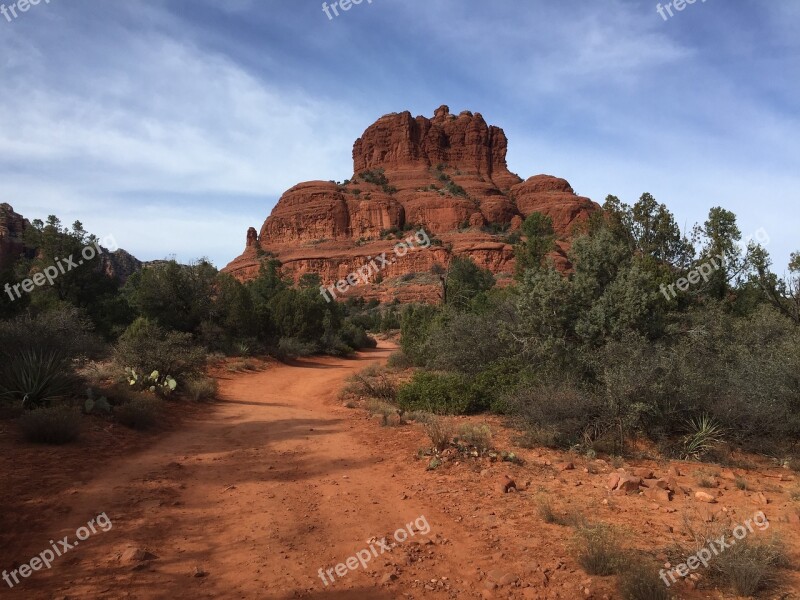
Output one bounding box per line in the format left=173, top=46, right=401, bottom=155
left=0, top=203, right=28, bottom=272
left=224, top=106, right=601, bottom=302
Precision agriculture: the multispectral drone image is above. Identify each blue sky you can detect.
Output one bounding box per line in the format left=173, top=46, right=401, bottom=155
left=0, top=0, right=797, bottom=271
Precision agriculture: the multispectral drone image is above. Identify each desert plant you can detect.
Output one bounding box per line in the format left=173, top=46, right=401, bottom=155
left=423, top=415, right=453, bottom=452
left=184, top=376, right=217, bottom=402
left=125, top=368, right=177, bottom=396
left=19, top=405, right=82, bottom=444
left=84, top=388, right=111, bottom=414
left=115, top=397, right=163, bottom=430
left=0, top=349, right=78, bottom=409
left=618, top=560, right=671, bottom=600
left=682, top=414, right=725, bottom=460
left=115, top=318, right=205, bottom=379
left=397, top=371, right=480, bottom=414
left=712, top=538, right=787, bottom=596
left=276, top=336, right=318, bottom=359
left=571, top=524, right=623, bottom=576
left=343, top=366, right=397, bottom=401
left=386, top=351, right=412, bottom=370
left=456, top=423, right=493, bottom=452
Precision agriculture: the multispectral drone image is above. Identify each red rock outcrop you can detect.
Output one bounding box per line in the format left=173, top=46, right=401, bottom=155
left=0, top=203, right=28, bottom=271
left=224, top=106, right=601, bottom=302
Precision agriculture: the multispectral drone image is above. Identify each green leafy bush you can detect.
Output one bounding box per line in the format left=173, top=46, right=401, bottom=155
left=19, top=405, right=82, bottom=444
left=397, top=371, right=481, bottom=415
left=115, top=318, right=205, bottom=379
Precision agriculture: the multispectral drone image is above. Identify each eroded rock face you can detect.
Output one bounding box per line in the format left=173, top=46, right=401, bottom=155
left=0, top=203, right=28, bottom=271
left=224, top=107, right=601, bottom=302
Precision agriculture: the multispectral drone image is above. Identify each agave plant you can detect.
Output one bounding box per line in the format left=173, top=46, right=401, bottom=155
left=0, top=349, right=76, bottom=409
left=682, top=414, right=725, bottom=460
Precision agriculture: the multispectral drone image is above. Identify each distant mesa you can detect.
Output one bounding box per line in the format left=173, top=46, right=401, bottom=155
left=224, top=106, right=601, bottom=302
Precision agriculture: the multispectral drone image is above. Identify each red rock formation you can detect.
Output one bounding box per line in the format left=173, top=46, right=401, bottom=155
left=0, top=203, right=28, bottom=271
left=224, top=107, right=601, bottom=302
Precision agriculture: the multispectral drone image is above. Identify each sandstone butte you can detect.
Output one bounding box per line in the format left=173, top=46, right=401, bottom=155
left=223, top=106, right=602, bottom=303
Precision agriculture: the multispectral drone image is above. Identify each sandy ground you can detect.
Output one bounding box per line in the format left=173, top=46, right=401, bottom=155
left=1, top=341, right=799, bottom=599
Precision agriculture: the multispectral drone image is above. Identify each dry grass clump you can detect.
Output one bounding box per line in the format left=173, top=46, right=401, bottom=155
left=422, top=415, right=454, bottom=452
left=712, top=538, right=788, bottom=596
left=115, top=397, right=163, bottom=430
left=571, top=523, right=623, bottom=576
left=184, top=376, right=217, bottom=402
left=340, top=365, right=397, bottom=402
left=19, top=405, right=82, bottom=444
left=456, top=423, right=492, bottom=452
left=617, top=560, right=670, bottom=600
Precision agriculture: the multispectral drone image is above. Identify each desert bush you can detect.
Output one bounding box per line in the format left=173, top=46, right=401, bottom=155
left=115, top=397, right=163, bottom=430
left=115, top=318, right=205, bottom=379
left=386, top=351, right=412, bottom=370
left=19, top=405, right=82, bottom=444
left=504, top=381, right=604, bottom=450
left=514, top=425, right=560, bottom=449
left=422, top=415, right=453, bottom=452
left=456, top=423, right=492, bottom=452
left=618, top=560, right=670, bottom=600
left=184, top=376, right=217, bottom=402
left=397, top=371, right=480, bottom=415
left=276, top=337, right=319, bottom=359
left=571, top=524, right=623, bottom=576
left=344, top=366, right=397, bottom=402
left=0, top=305, right=102, bottom=363
left=338, top=322, right=377, bottom=350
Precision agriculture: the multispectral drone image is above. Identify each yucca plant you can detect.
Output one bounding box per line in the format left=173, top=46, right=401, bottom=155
left=682, top=414, right=725, bottom=460
left=0, top=349, right=77, bottom=409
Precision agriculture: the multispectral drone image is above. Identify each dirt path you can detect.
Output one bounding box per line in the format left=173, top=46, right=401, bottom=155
left=4, top=342, right=487, bottom=599
left=5, top=342, right=800, bottom=600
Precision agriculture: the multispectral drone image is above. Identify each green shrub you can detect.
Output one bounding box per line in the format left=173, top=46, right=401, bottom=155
left=397, top=371, right=481, bottom=415
left=0, top=305, right=102, bottom=363
left=115, top=397, right=163, bottom=430
left=184, top=376, right=217, bottom=402
left=338, top=322, right=376, bottom=350
left=386, top=351, right=412, bottom=370
left=504, top=381, right=604, bottom=449
left=19, top=405, right=82, bottom=444
left=115, top=318, right=205, bottom=379
left=276, top=337, right=319, bottom=359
